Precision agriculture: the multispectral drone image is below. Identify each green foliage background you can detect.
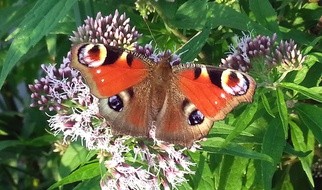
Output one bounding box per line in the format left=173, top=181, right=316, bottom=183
left=0, top=0, right=321, bottom=189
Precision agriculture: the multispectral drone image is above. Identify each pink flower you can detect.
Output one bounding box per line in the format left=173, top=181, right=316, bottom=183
left=220, top=33, right=305, bottom=72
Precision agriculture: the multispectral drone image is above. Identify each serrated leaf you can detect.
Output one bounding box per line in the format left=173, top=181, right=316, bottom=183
left=295, top=103, right=322, bottom=144
left=276, top=88, right=289, bottom=138
left=261, top=118, right=285, bottom=190
left=289, top=120, right=314, bottom=186
left=0, top=0, right=77, bottom=89
left=279, top=82, right=322, bottom=103
left=49, top=162, right=100, bottom=189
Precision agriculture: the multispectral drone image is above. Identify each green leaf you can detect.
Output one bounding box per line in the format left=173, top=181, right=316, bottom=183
left=173, top=0, right=208, bottom=29
left=0, top=140, right=21, bottom=151
left=261, top=117, right=285, bottom=190
left=0, top=134, right=55, bottom=151
left=151, top=0, right=179, bottom=21
left=152, top=0, right=209, bottom=30
left=243, top=160, right=263, bottom=190
left=310, top=87, right=322, bottom=94
left=207, top=2, right=270, bottom=34
left=276, top=87, right=289, bottom=138
left=284, top=143, right=311, bottom=158
left=276, top=168, right=294, bottom=190
left=178, top=182, right=193, bottom=190
left=59, top=142, right=91, bottom=177
left=0, top=2, right=35, bottom=39
left=215, top=155, right=249, bottom=190
left=303, top=36, right=322, bottom=55
left=209, top=121, right=254, bottom=137
left=49, top=162, right=100, bottom=189
left=202, top=138, right=273, bottom=162
left=0, top=0, right=77, bottom=89
left=201, top=137, right=225, bottom=149
left=25, top=135, right=57, bottom=146
left=46, top=34, right=57, bottom=59
left=279, top=82, right=322, bottom=103
left=289, top=120, right=314, bottom=186
left=73, top=176, right=101, bottom=190
left=249, top=0, right=279, bottom=32
left=176, top=24, right=211, bottom=63
left=224, top=98, right=258, bottom=144
left=293, top=66, right=310, bottom=84
left=260, top=93, right=275, bottom=118
left=193, top=153, right=214, bottom=190
left=296, top=103, right=322, bottom=144
left=216, top=155, right=236, bottom=190
left=290, top=54, right=317, bottom=84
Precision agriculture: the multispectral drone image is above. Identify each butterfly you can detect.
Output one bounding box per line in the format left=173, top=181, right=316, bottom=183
left=71, top=43, right=256, bottom=147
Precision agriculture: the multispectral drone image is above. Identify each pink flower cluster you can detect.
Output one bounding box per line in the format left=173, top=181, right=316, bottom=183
left=220, top=33, right=305, bottom=72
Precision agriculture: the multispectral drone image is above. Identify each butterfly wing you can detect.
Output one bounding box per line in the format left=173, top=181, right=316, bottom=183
left=71, top=43, right=150, bottom=98
left=154, top=82, right=214, bottom=146
left=155, top=63, right=256, bottom=146
left=175, top=63, right=256, bottom=120
left=71, top=43, right=153, bottom=137
left=99, top=81, right=153, bottom=138
left=71, top=43, right=256, bottom=146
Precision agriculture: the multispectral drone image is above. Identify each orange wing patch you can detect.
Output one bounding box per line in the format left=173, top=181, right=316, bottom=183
left=177, top=69, right=231, bottom=117
left=176, top=66, right=255, bottom=119
left=88, top=59, right=148, bottom=98
left=71, top=43, right=149, bottom=98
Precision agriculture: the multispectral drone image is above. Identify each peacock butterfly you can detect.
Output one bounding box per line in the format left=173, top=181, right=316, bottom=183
left=71, top=43, right=256, bottom=146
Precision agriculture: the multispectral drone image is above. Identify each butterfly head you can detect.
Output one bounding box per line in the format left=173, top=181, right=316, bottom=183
left=147, top=49, right=181, bottom=67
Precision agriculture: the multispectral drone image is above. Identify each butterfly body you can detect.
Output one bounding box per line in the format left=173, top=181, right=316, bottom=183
left=71, top=43, right=256, bottom=146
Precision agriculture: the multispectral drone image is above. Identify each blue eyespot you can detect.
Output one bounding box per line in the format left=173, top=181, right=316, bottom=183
left=108, top=95, right=124, bottom=112
left=188, top=110, right=204, bottom=125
